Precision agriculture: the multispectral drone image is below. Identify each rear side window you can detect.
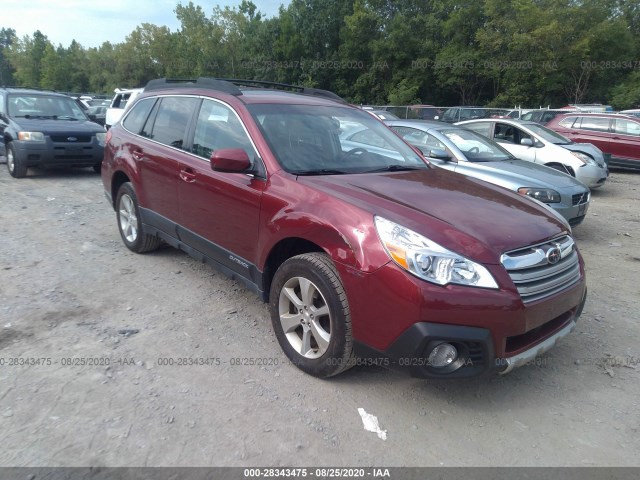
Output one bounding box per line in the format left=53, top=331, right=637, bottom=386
left=122, top=98, right=156, bottom=134
left=147, top=96, right=199, bottom=150
left=577, top=116, right=611, bottom=132
left=613, top=119, right=640, bottom=136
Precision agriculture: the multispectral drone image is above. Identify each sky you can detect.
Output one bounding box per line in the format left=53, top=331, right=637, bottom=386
left=2, top=0, right=288, bottom=48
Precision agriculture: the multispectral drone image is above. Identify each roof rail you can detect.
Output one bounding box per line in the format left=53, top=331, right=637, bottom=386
left=220, top=78, right=347, bottom=103
left=143, top=77, right=346, bottom=103
left=144, top=77, right=242, bottom=96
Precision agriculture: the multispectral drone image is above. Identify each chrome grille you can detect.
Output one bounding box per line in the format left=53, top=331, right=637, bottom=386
left=501, top=236, right=582, bottom=303
left=572, top=192, right=589, bottom=206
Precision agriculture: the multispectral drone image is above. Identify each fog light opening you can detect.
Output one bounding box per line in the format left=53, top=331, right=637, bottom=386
left=428, top=343, right=458, bottom=368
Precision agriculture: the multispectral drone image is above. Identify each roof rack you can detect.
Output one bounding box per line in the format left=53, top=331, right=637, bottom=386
left=220, top=78, right=347, bottom=103
left=143, top=77, right=346, bottom=103
left=144, top=77, right=242, bottom=96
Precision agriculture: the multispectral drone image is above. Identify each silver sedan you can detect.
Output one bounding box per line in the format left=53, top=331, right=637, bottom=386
left=386, top=120, right=591, bottom=227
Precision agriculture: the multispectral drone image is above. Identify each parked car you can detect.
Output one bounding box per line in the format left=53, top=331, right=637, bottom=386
left=619, top=109, right=640, bottom=118
left=520, top=109, right=574, bottom=125
left=546, top=113, right=640, bottom=170
left=386, top=120, right=591, bottom=227
left=364, top=109, right=400, bottom=121
left=102, top=77, right=586, bottom=379
left=86, top=105, right=107, bottom=126
left=105, top=87, right=143, bottom=129
left=0, top=87, right=106, bottom=178
left=441, top=107, right=511, bottom=123
left=456, top=118, right=609, bottom=188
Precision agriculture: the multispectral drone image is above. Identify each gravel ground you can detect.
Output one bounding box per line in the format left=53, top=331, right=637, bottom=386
left=0, top=161, right=639, bottom=467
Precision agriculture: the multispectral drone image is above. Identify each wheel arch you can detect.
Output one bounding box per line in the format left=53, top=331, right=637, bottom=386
left=111, top=171, right=131, bottom=210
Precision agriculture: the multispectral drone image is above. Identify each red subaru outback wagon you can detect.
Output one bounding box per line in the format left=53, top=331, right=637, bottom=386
left=102, top=78, right=587, bottom=379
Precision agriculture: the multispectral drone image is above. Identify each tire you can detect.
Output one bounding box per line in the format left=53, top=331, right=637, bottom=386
left=115, top=182, right=161, bottom=253
left=6, top=143, right=27, bottom=178
left=269, top=253, right=355, bottom=378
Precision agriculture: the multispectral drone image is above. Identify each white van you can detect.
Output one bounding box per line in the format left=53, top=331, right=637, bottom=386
left=105, top=88, right=143, bottom=129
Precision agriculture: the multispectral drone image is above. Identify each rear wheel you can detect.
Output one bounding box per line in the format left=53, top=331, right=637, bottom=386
left=6, top=143, right=27, bottom=178
left=269, top=253, right=354, bottom=378
left=116, top=182, right=161, bottom=253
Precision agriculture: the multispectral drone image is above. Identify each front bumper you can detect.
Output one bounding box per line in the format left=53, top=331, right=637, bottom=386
left=341, top=259, right=587, bottom=379
left=13, top=138, right=104, bottom=168
left=576, top=163, right=609, bottom=189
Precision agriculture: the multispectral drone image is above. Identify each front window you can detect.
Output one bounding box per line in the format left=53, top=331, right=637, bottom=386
left=248, top=104, right=427, bottom=175
left=8, top=94, right=87, bottom=120
left=441, top=129, right=513, bottom=162
left=578, top=116, right=611, bottom=132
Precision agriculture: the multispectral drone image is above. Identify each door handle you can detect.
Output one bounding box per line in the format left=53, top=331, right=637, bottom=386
left=132, top=150, right=144, bottom=160
left=179, top=167, right=196, bottom=183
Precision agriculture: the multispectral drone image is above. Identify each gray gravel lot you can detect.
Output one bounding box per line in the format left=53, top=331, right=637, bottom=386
left=0, top=161, right=639, bottom=467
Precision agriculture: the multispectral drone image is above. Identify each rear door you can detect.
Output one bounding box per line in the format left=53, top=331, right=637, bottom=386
left=569, top=116, right=613, bottom=153
left=132, top=96, right=200, bottom=232
left=177, top=98, right=266, bottom=278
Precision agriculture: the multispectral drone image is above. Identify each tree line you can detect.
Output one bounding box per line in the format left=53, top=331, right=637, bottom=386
left=1, top=0, right=640, bottom=108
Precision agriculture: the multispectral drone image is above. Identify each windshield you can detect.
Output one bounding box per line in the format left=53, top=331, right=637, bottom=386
left=525, top=123, right=572, bottom=144
left=248, top=104, right=427, bottom=175
left=442, top=129, right=512, bottom=162
left=8, top=94, right=87, bottom=120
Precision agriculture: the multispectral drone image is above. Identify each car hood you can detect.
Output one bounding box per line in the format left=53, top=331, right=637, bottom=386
left=298, top=168, right=568, bottom=264
left=12, top=118, right=103, bottom=134
left=459, top=159, right=587, bottom=191
left=559, top=142, right=606, bottom=166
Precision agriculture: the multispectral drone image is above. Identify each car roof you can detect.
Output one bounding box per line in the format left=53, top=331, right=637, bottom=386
left=137, top=77, right=348, bottom=108
left=385, top=119, right=465, bottom=133
left=1, top=87, right=68, bottom=97
left=457, top=118, right=541, bottom=128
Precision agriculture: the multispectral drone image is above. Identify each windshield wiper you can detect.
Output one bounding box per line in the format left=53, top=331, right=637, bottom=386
left=364, top=165, right=425, bottom=173
left=294, top=169, right=348, bottom=176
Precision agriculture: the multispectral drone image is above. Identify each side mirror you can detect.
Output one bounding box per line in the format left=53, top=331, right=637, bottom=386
left=520, top=138, right=534, bottom=147
left=428, top=148, right=451, bottom=160
left=210, top=148, right=251, bottom=173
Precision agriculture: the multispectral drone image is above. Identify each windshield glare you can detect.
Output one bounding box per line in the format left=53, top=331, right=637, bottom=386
left=442, top=129, right=512, bottom=162
left=248, top=104, right=427, bottom=174
left=8, top=94, right=87, bottom=120
left=525, top=123, right=572, bottom=144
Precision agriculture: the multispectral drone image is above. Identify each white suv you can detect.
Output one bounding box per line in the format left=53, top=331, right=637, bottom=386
left=105, top=88, right=143, bottom=129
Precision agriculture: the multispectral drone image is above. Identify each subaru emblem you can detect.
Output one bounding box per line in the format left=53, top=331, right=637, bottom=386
left=546, top=246, right=561, bottom=265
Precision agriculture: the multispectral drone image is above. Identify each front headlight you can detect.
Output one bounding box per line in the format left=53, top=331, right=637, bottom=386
left=517, top=187, right=561, bottom=203
left=96, top=132, right=106, bottom=145
left=571, top=151, right=596, bottom=166
left=18, top=131, right=45, bottom=142
left=374, top=216, right=498, bottom=289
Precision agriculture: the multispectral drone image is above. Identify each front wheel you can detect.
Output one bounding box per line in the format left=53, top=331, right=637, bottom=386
left=6, top=143, right=27, bottom=178
left=269, top=253, right=354, bottom=378
left=115, top=182, right=161, bottom=253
